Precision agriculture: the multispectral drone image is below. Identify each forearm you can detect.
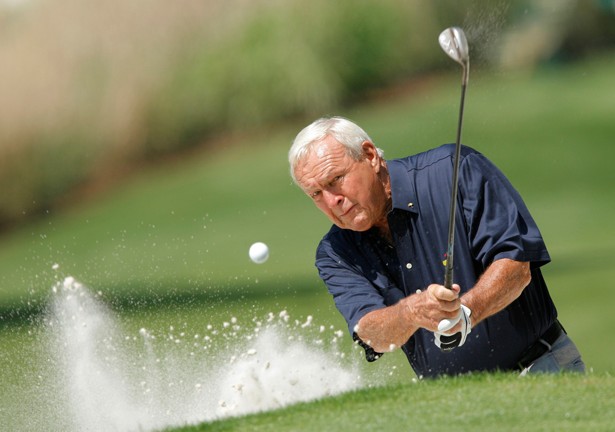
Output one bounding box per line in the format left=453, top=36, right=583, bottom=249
left=355, top=299, right=419, bottom=353
left=356, top=284, right=461, bottom=353
left=461, top=258, right=531, bottom=325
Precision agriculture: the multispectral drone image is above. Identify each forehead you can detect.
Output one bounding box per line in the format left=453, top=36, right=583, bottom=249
left=294, top=136, right=353, bottom=186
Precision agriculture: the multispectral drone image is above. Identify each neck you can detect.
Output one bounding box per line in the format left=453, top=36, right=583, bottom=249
left=373, top=161, right=393, bottom=242
left=373, top=201, right=392, bottom=242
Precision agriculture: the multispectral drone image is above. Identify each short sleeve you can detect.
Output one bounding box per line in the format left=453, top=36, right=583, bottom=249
left=316, top=237, right=391, bottom=336
left=458, top=150, right=550, bottom=268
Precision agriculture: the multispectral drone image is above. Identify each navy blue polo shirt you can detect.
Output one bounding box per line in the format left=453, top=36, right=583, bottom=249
left=315, top=144, right=557, bottom=377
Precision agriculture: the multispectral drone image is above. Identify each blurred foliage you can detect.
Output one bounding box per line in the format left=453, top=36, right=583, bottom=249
left=559, top=0, right=615, bottom=58
left=0, top=0, right=614, bottom=229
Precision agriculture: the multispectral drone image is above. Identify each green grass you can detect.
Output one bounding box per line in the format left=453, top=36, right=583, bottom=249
left=0, top=53, right=614, bottom=430
left=171, top=373, right=615, bottom=432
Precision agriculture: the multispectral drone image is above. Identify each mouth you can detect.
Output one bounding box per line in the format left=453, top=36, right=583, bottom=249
left=338, top=204, right=356, bottom=218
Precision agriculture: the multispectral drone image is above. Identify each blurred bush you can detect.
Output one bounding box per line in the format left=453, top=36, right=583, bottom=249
left=0, top=0, right=613, bottom=229
left=143, top=0, right=447, bottom=154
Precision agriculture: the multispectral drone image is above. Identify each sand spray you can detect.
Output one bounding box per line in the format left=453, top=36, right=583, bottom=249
left=35, top=276, right=363, bottom=431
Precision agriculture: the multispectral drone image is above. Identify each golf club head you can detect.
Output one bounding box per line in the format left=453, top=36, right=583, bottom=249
left=439, top=27, right=469, bottom=66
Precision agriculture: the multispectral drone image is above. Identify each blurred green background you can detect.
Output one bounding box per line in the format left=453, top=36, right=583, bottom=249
left=0, top=0, right=614, bottom=426
left=1, top=0, right=614, bottom=228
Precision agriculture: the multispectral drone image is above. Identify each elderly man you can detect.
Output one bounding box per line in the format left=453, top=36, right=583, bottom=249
left=289, top=116, right=584, bottom=378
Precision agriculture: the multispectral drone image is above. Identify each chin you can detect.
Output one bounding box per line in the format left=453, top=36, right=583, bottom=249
left=343, top=218, right=373, bottom=232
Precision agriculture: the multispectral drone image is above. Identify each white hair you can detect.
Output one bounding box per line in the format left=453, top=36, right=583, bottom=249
left=288, top=116, right=384, bottom=183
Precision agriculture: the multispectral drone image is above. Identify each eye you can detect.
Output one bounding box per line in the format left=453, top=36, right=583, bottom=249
left=329, top=175, right=343, bottom=186
left=310, top=190, right=322, bottom=199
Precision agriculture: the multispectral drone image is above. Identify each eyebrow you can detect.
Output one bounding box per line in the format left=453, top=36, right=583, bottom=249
left=316, top=167, right=347, bottom=188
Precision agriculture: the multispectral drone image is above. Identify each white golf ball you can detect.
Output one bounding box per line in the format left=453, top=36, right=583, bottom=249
left=249, top=242, right=269, bottom=264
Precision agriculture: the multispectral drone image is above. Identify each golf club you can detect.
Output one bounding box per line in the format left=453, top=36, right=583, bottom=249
left=438, top=26, right=469, bottom=290
left=437, top=26, right=470, bottom=352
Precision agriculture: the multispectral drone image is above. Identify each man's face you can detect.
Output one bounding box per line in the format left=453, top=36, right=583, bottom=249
left=293, top=135, right=388, bottom=232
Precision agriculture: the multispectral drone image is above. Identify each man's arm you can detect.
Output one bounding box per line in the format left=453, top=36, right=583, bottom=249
left=355, top=284, right=461, bottom=353
left=356, top=259, right=530, bottom=353
left=461, top=258, right=531, bottom=326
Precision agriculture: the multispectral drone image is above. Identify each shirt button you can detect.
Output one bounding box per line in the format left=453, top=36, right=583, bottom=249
left=407, top=202, right=414, bottom=208
left=406, top=263, right=413, bottom=269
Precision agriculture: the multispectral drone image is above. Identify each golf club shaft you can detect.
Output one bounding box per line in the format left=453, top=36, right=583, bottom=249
left=443, top=70, right=468, bottom=289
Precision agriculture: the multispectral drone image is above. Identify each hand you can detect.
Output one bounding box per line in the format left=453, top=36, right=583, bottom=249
left=434, top=304, right=472, bottom=352
left=407, top=284, right=461, bottom=331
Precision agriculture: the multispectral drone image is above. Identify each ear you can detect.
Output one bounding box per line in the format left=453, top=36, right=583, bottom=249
left=362, top=141, right=381, bottom=169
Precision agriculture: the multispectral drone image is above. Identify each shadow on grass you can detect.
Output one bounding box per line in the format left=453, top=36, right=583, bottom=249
left=0, top=276, right=327, bottom=330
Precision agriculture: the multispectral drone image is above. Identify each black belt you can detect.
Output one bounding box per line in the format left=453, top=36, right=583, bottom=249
left=516, top=320, right=565, bottom=370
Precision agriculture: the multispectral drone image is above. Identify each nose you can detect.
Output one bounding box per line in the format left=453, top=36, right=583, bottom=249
left=322, top=189, right=343, bottom=209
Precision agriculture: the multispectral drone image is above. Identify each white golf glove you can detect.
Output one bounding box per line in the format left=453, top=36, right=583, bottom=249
left=434, top=304, right=472, bottom=352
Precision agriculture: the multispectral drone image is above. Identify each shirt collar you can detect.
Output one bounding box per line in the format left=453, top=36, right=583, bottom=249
left=387, top=158, right=418, bottom=214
